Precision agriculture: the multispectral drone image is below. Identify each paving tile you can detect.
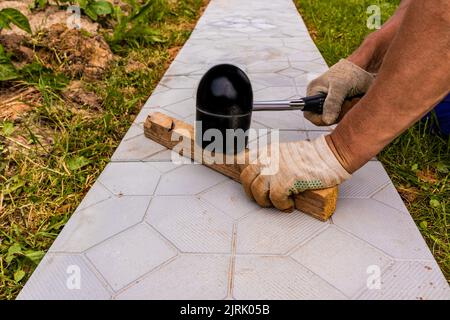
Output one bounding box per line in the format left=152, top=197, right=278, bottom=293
left=116, top=254, right=229, bottom=299
left=143, top=88, right=194, bottom=108
left=200, top=180, right=260, bottom=220
left=145, top=158, right=185, bottom=173
left=233, top=256, right=346, bottom=299
left=253, top=86, right=297, bottom=101
left=357, top=261, right=450, bottom=300
left=159, top=76, right=199, bottom=89
left=277, top=67, right=306, bottom=78
left=164, top=61, right=208, bottom=76
left=372, top=183, right=409, bottom=213
left=294, top=72, right=322, bottom=87
left=236, top=208, right=328, bottom=254
left=122, top=123, right=144, bottom=141
left=49, top=196, right=150, bottom=253
left=17, top=254, right=111, bottom=300
left=332, top=198, right=434, bottom=260
left=251, top=110, right=306, bottom=130
left=97, top=162, right=161, bottom=196
left=163, top=97, right=195, bottom=118
left=290, top=61, right=329, bottom=74
left=248, top=73, right=295, bottom=87
left=111, top=134, right=166, bottom=162
left=74, top=181, right=111, bottom=213
left=247, top=61, right=290, bottom=73
left=146, top=196, right=233, bottom=253
left=144, top=149, right=190, bottom=165
left=155, top=163, right=226, bottom=195
left=288, top=50, right=324, bottom=62
left=291, top=226, right=392, bottom=297
left=86, top=223, right=177, bottom=291
left=339, top=162, right=391, bottom=198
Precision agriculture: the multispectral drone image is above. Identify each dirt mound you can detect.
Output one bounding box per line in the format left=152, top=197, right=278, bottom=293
left=63, top=80, right=102, bottom=109
left=0, top=1, right=99, bottom=35
left=0, top=87, right=40, bottom=121
left=39, top=24, right=114, bottom=80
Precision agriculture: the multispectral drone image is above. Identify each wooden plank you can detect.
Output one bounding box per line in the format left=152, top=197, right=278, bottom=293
left=144, top=112, right=338, bottom=221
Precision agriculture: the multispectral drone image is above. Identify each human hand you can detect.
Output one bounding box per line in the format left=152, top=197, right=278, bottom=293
left=305, top=59, right=375, bottom=126
left=240, top=135, right=351, bottom=211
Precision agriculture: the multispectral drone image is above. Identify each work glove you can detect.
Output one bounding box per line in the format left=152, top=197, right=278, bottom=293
left=240, top=135, right=351, bottom=211
left=305, top=59, right=375, bottom=126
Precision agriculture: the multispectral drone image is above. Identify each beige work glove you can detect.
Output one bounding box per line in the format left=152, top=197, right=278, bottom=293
left=305, top=59, right=375, bottom=126
left=241, top=135, right=351, bottom=211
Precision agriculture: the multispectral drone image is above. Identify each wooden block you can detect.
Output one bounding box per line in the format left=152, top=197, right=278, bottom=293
left=144, top=112, right=338, bottom=221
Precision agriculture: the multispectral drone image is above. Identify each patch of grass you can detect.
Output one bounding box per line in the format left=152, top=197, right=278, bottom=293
left=0, top=0, right=208, bottom=299
left=295, top=0, right=449, bottom=282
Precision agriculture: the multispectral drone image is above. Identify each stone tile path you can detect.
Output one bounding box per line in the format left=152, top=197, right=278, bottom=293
left=18, top=0, right=450, bottom=300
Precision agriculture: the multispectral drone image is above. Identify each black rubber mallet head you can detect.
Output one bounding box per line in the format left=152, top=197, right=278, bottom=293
left=195, top=64, right=326, bottom=154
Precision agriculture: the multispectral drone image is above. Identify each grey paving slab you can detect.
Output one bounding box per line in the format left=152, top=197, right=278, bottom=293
left=200, top=180, right=261, bottom=220
left=233, top=256, right=346, bottom=299
left=20, top=0, right=450, bottom=300
left=155, top=163, right=226, bottom=195
left=339, top=161, right=391, bottom=198
left=97, top=162, right=161, bottom=196
left=332, top=198, right=435, bottom=260
left=17, top=254, right=112, bottom=300
left=116, top=255, right=230, bottom=299
left=236, top=208, right=328, bottom=254
left=146, top=196, right=234, bottom=253
left=291, top=226, right=392, bottom=297
left=86, top=223, right=177, bottom=291
left=357, top=260, right=450, bottom=300
left=48, top=196, right=150, bottom=253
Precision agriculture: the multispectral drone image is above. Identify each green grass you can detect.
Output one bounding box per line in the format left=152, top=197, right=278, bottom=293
left=0, top=0, right=207, bottom=299
left=296, top=0, right=449, bottom=282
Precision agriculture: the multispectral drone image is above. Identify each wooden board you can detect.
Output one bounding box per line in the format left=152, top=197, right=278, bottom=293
left=144, top=112, right=338, bottom=221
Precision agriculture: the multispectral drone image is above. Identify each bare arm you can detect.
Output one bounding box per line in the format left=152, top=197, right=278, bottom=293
left=328, top=0, right=450, bottom=173
left=348, top=0, right=413, bottom=72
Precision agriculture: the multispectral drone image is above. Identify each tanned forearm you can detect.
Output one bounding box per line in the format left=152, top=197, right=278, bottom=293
left=329, top=0, right=450, bottom=173
left=347, top=0, right=413, bottom=72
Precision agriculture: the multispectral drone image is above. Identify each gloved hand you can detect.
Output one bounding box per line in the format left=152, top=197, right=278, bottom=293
left=240, top=135, right=351, bottom=211
left=305, top=59, right=375, bottom=126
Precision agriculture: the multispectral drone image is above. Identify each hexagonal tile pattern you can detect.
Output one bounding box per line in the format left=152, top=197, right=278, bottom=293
left=251, top=110, right=306, bottom=130
left=357, top=261, right=450, bottom=300
left=146, top=196, right=234, bottom=253
left=163, top=97, right=195, bottom=118
left=253, top=86, right=297, bottom=101
left=86, top=223, right=177, bottom=291
left=155, top=163, right=226, bottom=195
left=116, top=255, right=229, bottom=299
left=74, top=181, right=111, bottom=213
left=333, top=198, right=434, bottom=260
left=200, top=180, right=260, bottom=220
left=111, top=134, right=166, bottom=162
left=339, top=161, right=391, bottom=198
left=233, top=256, right=346, bottom=299
left=143, top=89, right=194, bottom=108
left=236, top=208, right=328, bottom=254
left=97, top=162, right=161, bottom=196
left=291, top=226, right=392, bottom=297
left=20, top=0, right=449, bottom=300
left=49, top=196, right=150, bottom=253
left=17, top=254, right=111, bottom=300
left=372, top=183, right=409, bottom=213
